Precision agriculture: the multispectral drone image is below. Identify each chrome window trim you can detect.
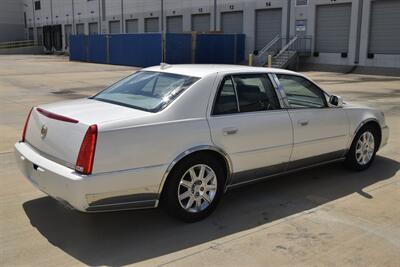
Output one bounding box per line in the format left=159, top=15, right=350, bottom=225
left=210, top=72, right=284, bottom=116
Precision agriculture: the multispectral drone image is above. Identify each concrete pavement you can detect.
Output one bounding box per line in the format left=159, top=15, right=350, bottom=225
left=0, top=55, right=399, bottom=267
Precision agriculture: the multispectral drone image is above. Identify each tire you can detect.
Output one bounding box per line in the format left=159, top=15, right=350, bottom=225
left=161, top=153, right=225, bottom=222
left=345, top=125, right=379, bottom=171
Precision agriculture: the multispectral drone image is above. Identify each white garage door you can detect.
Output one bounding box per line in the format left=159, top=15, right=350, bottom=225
left=315, top=3, right=351, bottom=53
left=167, top=16, right=183, bottom=33
left=255, top=8, right=282, bottom=50
left=76, top=23, right=85, bottom=35
left=145, top=17, right=159, bottom=32
left=192, top=13, right=210, bottom=32
left=221, top=11, right=243, bottom=34
left=109, top=20, right=120, bottom=34
left=126, top=19, right=138, bottom=33
left=369, top=0, right=400, bottom=54
left=89, top=22, right=98, bottom=35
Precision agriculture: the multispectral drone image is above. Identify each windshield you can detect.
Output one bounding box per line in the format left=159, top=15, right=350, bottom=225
left=92, top=71, right=199, bottom=112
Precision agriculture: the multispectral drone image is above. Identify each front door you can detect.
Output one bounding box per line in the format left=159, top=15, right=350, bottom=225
left=275, top=74, right=349, bottom=169
left=208, top=73, right=293, bottom=186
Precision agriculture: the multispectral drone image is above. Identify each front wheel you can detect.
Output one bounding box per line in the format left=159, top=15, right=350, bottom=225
left=345, top=126, right=379, bottom=171
left=162, top=154, right=225, bottom=222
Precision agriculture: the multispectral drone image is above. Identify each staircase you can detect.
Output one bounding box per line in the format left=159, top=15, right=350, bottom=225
left=252, top=35, right=312, bottom=69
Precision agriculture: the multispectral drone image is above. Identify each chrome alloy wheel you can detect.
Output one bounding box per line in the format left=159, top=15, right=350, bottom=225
left=355, top=131, right=375, bottom=165
left=177, top=164, right=218, bottom=213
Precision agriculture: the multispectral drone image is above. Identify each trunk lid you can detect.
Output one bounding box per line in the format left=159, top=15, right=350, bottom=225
left=25, top=98, right=150, bottom=168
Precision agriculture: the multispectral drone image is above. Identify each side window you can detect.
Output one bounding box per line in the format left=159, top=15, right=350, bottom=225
left=213, top=77, right=239, bottom=115
left=233, top=74, right=280, bottom=112
left=277, top=74, right=326, bottom=108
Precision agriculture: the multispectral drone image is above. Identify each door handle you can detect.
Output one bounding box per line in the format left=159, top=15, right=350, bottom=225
left=297, top=120, right=309, bottom=126
left=223, top=127, right=238, bottom=135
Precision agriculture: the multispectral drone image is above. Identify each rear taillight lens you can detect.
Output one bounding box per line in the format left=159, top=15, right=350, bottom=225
left=75, top=125, right=98, bottom=175
left=22, top=107, right=33, bottom=142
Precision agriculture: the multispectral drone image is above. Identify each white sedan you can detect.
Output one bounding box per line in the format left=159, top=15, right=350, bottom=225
left=15, top=65, right=389, bottom=221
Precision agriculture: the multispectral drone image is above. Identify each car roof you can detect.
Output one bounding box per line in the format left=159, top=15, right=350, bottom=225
left=143, top=64, right=298, bottom=78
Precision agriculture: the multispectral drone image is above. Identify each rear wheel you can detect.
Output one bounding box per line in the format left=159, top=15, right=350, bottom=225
left=345, top=125, right=378, bottom=171
left=162, top=154, right=225, bottom=222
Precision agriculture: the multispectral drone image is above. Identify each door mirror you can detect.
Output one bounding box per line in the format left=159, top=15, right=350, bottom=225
left=329, top=95, right=343, bottom=107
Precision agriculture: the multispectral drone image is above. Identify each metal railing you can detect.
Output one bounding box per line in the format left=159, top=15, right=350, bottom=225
left=252, top=35, right=312, bottom=67
left=0, top=40, right=36, bottom=50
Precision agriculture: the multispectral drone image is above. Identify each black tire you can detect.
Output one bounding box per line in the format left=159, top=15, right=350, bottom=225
left=161, top=153, right=225, bottom=222
left=345, top=125, right=379, bottom=171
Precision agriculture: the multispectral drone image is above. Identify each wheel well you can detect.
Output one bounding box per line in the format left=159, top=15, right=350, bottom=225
left=359, top=121, right=382, bottom=148
left=159, top=150, right=230, bottom=199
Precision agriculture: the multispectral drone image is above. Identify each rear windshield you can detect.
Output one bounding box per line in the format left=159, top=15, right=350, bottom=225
left=92, top=71, right=199, bottom=112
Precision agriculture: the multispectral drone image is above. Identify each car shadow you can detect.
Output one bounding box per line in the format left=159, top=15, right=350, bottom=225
left=23, top=156, right=399, bottom=266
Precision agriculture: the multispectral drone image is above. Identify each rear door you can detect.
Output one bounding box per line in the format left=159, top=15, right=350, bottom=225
left=208, top=73, right=293, bottom=186
left=275, top=74, right=349, bottom=169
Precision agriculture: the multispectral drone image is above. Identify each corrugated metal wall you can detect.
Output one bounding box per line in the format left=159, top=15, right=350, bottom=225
left=255, top=8, right=282, bottom=50
left=221, top=11, right=243, bottom=34
left=368, top=0, right=400, bottom=54
left=315, top=3, right=352, bottom=53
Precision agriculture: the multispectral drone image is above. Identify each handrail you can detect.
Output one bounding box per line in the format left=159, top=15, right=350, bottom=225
left=274, top=36, right=298, bottom=58
left=253, top=34, right=282, bottom=66
left=257, top=34, right=281, bottom=55
left=0, top=40, right=36, bottom=49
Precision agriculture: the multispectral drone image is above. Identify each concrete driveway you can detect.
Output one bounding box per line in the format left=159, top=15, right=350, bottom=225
left=0, top=55, right=399, bottom=267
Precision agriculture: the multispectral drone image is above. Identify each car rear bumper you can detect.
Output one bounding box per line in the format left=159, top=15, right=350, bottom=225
left=380, top=125, right=389, bottom=149
left=14, top=142, right=164, bottom=212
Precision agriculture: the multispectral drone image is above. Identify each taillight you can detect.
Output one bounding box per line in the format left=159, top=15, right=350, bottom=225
left=36, top=107, right=79, bottom=123
left=22, top=107, right=33, bottom=142
left=75, top=125, right=98, bottom=175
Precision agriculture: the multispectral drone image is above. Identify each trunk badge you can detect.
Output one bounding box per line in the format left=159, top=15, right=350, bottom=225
left=40, top=125, right=48, bottom=139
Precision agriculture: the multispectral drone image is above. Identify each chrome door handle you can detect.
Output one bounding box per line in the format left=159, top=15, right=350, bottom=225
left=223, top=127, right=238, bottom=135
left=297, top=120, right=309, bottom=126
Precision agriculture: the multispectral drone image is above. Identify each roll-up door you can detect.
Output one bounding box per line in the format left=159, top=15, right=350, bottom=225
left=109, top=20, right=120, bottom=34
left=221, top=11, right=243, bottom=34
left=126, top=19, right=138, bottom=33
left=315, top=3, right=351, bottom=53
left=145, top=17, right=159, bottom=32
left=255, top=8, right=282, bottom=50
left=89, top=22, right=98, bottom=35
left=64, top=24, right=72, bottom=49
left=76, top=23, right=85, bottom=35
left=368, top=0, right=400, bottom=54
left=192, top=13, right=210, bottom=32
left=167, top=15, right=183, bottom=33
left=37, top=27, right=43, bottom=45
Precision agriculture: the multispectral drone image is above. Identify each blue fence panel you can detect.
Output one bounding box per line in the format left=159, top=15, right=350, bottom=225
left=69, top=35, right=87, bottom=61
left=235, top=34, right=246, bottom=63
left=88, top=35, right=107, bottom=63
left=109, top=34, right=162, bottom=67
left=165, top=33, right=192, bottom=64
left=195, top=34, right=235, bottom=64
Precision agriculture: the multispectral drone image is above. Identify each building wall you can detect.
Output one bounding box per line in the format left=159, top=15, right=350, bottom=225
left=22, top=0, right=400, bottom=68
left=0, top=0, right=25, bottom=42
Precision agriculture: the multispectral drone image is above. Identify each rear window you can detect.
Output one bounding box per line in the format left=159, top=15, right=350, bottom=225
left=92, top=71, right=199, bottom=112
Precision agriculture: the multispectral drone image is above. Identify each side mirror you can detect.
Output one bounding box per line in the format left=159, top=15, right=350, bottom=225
left=329, top=95, right=343, bottom=107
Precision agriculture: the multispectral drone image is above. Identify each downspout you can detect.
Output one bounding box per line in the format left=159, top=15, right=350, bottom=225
left=354, top=0, right=363, bottom=64
left=121, top=0, right=124, bottom=33
left=98, top=0, right=102, bottom=33
left=213, top=0, right=217, bottom=31
left=72, top=0, right=75, bottom=34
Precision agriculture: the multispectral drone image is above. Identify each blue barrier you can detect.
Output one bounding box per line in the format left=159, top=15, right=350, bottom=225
left=165, top=33, right=192, bottom=64
left=109, top=34, right=162, bottom=67
left=69, top=33, right=245, bottom=67
left=196, top=34, right=245, bottom=64
left=69, top=35, right=87, bottom=61
left=88, top=35, right=107, bottom=63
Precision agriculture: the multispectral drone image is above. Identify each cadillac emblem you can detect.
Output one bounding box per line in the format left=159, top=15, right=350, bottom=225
left=40, top=125, right=48, bottom=139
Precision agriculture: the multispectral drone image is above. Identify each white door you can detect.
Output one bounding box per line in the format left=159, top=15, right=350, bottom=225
left=275, top=74, right=349, bottom=168
left=208, top=73, right=293, bottom=185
